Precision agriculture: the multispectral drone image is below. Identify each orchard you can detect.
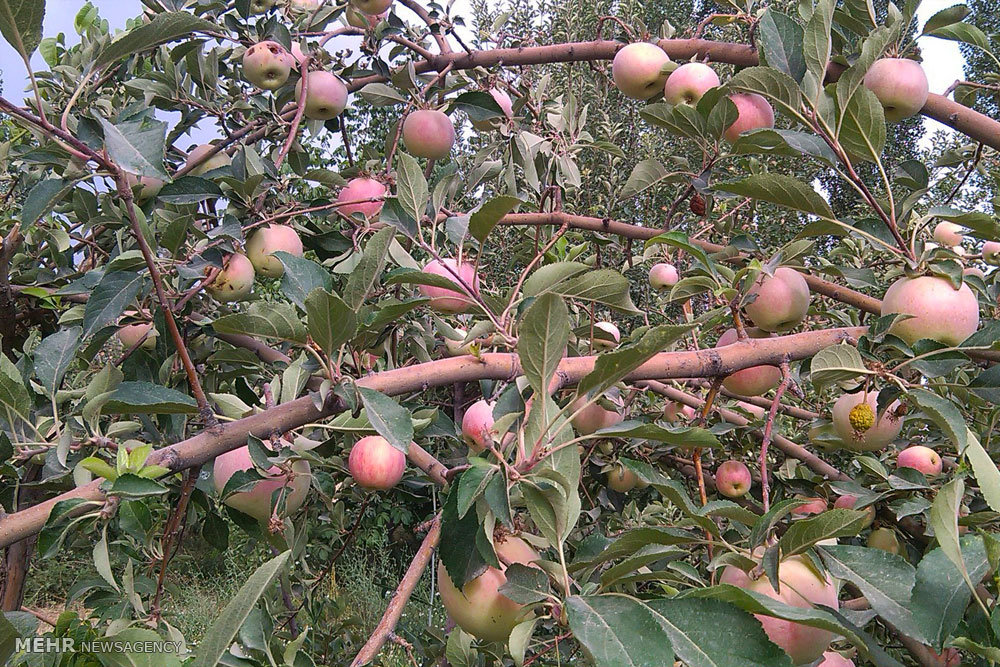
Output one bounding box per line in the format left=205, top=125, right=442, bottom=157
left=0, top=0, right=999, bottom=665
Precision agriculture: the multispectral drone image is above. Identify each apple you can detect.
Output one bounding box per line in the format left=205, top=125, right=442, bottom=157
left=724, top=93, right=775, bottom=142
left=720, top=555, right=839, bottom=665
left=663, top=401, right=696, bottom=423
left=185, top=144, right=231, bottom=176
left=818, top=651, right=855, bottom=667
left=472, top=88, right=514, bottom=130
left=350, top=0, right=392, bottom=15
left=206, top=253, right=255, bottom=302
left=462, top=400, right=495, bottom=453
left=117, top=322, right=157, bottom=350
left=250, top=0, right=276, bottom=12
left=881, top=275, right=980, bottom=346
left=592, top=321, right=620, bottom=350
left=896, top=445, right=942, bottom=477
left=611, top=42, right=671, bottom=100
left=744, top=267, right=811, bottom=332
left=295, top=71, right=348, bottom=120
left=928, top=648, right=962, bottom=667
left=867, top=527, right=902, bottom=555
left=402, top=109, right=456, bottom=160
left=245, top=224, right=304, bottom=278
left=213, top=445, right=311, bottom=522
left=124, top=172, right=164, bottom=203
left=715, top=460, right=751, bottom=498
left=735, top=400, right=766, bottom=419
left=288, top=0, right=320, bottom=11
left=791, top=495, right=827, bottom=517
left=649, top=262, right=679, bottom=289
left=716, top=328, right=782, bottom=397
left=933, top=221, right=965, bottom=247
left=663, top=62, right=720, bottom=105
left=983, top=241, right=1000, bottom=265
left=418, top=258, right=480, bottom=313
left=831, top=391, right=902, bottom=452
left=607, top=463, right=638, bottom=493
left=864, top=58, right=929, bottom=122
left=336, top=177, right=386, bottom=219
left=243, top=41, right=294, bottom=90
left=570, top=396, right=623, bottom=435
left=964, top=266, right=985, bottom=280
left=348, top=435, right=406, bottom=490
left=833, top=494, right=875, bottom=528
left=437, top=534, right=537, bottom=642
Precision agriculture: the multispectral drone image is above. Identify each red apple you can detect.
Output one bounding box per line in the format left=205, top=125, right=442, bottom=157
left=649, top=262, right=679, bottom=289
left=336, top=177, right=386, bottom=219
left=831, top=391, right=902, bottom=452
left=245, top=224, right=303, bottom=278
left=864, top=58, right=929, bottom=122
left=612, top=42, right=672, bottom=100
left=663, top=62, right=720, bottom=106
left=243, top=41, right=293, bottom=90
left=418, top=258, right=480, bottom=313
left=295, top=70, right=348, bottom=120
left=716, top=328, right=782, bottom=397
left=744, top=267, right=811, bottom=332
left=896, top=445, right=942, bottom=477
left=881, top=275, right=980, bottom=346
left=213, top=445, right=311, bottom=522
left=348, top=435, right=406, bottom=490
left=206, top=253, right=255, bottom=302
left=724, top=93, right=775, bottom=142
left=402, top=109, right=456, bottom=160
left=462, top=400, right=495, bottom=453
left=716, top=460, right=751, bottom=498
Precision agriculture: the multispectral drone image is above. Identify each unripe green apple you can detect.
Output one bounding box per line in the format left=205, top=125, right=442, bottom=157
left=881, top=275, right=979, bottom=346
left=213, top=445, right=311, bottom=522
left=295, top=71, right=348, bottom=120
left=867, top=527, right=902, bottom=555
left=607, top=463, right=638, bottom=492
left=245, top=224, right=304, bottom=278
left=350, top=0, right=392, bottom=15
left=611, top=42, right=671, bottom=100
left=724, top=93, right=774, bottom=142
left=185, top=144, right=231, bottom=176
left=864, top=58, right=929, bottom=122
left=663, top=62, right=719, bottom=106
left=124, top=172, right=164, bottom=203
left=744, top=267, right=811, bottom=332
left=716, top=328, right=781, bottom=397
left=348, top=435, right=406, bottom=490
left=206, top=253, right=255, bottom=302
left=983, top=241, right=1000, bottom=265
left=243, top=41, right=294, bottom=90
left=250, top=0, right=277, bottom=12
left=402, top=109, right=456, bottom=160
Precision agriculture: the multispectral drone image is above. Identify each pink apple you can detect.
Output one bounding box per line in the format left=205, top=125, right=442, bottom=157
left=983, top=241, right=1000, bottom=266
left=471, top=88, right=514, bottom=130
left=864, top=58, right=929, bottom=122
left=185, top=144, right=231, bottom=176
left=933, top=222, right=965, bottom=246
left=213, top=445, right=311, bottom=522
left=348, top=435, right=406, bottom=490
left=462, top=400, right=495, bottom=453
left=648, top=262, right=679, bottom=289
left=242, top=41, right=293, bottom=90
left=724, top=93, right=775, bottom=142
left=295, top=70, right=348, bottom=120
left=663, top=62, right=720, bottom=106
left=570, top=397, right=623, bottom=435
left=791, top=495, right=828, bottom=517
left=881, top=275, right=979, bottom=346
left=402, top=109, right=456, bottom=159
left=337, top=177, right=387, bottom=218
left=831, top=391, right=903, bottom=452
left=612, top=42, right=672, bottom=100
left=964, top=266, right=985, bottom=280
left=833, top=494, right=875, bottom=527
left=896, top=445, right=942, bottom=477
left=245, top=224, right=303, bottom=278
left=716, top=460, right=751, bottom=498
left=206, top=253, right=255, bottom=302
left=663, top=401, right=696, bottom=423
left=818, top=651, right=855, bottom=667
left=124, top=172, right=164, bottom=203
left=592, top=321, right=620, bottom=350
left=716, top=328, right=782, bottom=397
left=418, top=258, right=480, bottom=313
left=117, top=322, right=157, bottom=350
left=744, top=267, right=811, bottom=332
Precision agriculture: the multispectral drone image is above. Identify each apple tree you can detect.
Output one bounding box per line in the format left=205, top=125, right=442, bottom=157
left=0, top=0, right=997, bottom=665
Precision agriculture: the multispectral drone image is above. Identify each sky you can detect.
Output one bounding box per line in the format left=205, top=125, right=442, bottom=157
left=0, top=0, right=972, bottom=141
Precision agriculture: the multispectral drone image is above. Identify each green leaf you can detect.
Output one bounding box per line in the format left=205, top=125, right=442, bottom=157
left=907, top=388, right=967, bottom=452
left=802, top=0, right=835, bottom=98
left=548, top=269, right=640, bottom=313
left=727, top=67, right=803, bottom=118
left=0, top=353, right=32, bottom=436
left=498, top=563, right=550, bottom=604
left=837, top=86, right=886, bottom=162
left=97, top=12, right=220, bottom=69
left=98, top=117, right=168, bottom=180
left=0, top=610, right=23, bottom=665
left=276, top=252, right=332, bottom=310
left=455, top=463, right=494, bottom=519
left=343, top=226, right=394, bottom=310
left=469, top=195, right=521, bottom=243
left=192, top=551, right=291, bottom=667
left=82, top=271, right=144, bottom=338
left=518, top=293, right=569, bottom=396
left=595, top=422, right=721, bottom=448
left=777, top=509, right=871, bottom=557
left=34, top=327, right=81, bottom=395
left=357, top=82, right=407, bottom=106
left=836, top=25, right=897, bottom=113
left=212, top=302, right=308, bottom=343
left=395, top=152, right=428, bottom=226
left=108, top=473, right=168, bottom=497
left=718, top=174, right=834, bottom=219
left=620, top=159, right=680, bottom=199
left=809, top=343, right=872, bottom=389
left=929, top=478, right=981, bottom=610
left=732, top=129, right=837, bottom=164
left=358, top=387, right=412, bottom=453
left=0, top=0, right=45, bottom=58
left=21, top=178, right=72, bottom=226
left=645, top=597, right=794, bottom=667
left=964, top=429, right=1000, bottom=513
left=922, top=4, right=970, bottom=33
left=758, top=10, right=806, bottom=82
left=924, top=20, right=989, bottom=48
left=577, top=324, right=694, bottom=399
left=440, top=481, right=488, bottom=588
left=750, top=498, right=812, bottom=548
left=909, top=534, right=989, bottom=649
left=101, top=381, right=198, bottom=414
left=305, top=289, right=357, bottom=357
left=157, top=176, right=222, bottom=204
left=566, top=594, right=675, bottom=667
